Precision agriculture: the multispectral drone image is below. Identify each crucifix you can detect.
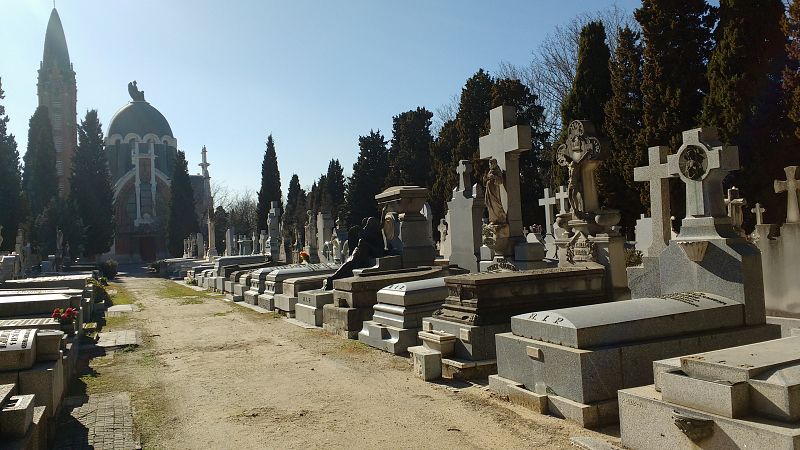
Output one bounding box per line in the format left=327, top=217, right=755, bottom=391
left=774, top=166, right=800, bottom=223
left=751, top=203, right=766, bottom=226
left=538, top=188, right=557, bottom=235
left=479, top=106, right=531, bottom=238
left=455, top=160, right=472, bottom=194
left=725, top=186, right=747, bottom=231
left=555, top=185, right=569, bottom=214
left=667, top=128, right=738, bottom=219
left=634, top=146, right=674, bottom=256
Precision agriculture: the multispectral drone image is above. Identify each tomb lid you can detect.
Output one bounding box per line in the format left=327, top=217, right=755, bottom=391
left=680, top=336, right=800, bottom=383
left=375, top=186, right=429, bottom=201
left=752, top=362, right=800, bottom=387
left=266, top=263, right=338, bottom=281
left=0, top=294, right=73, bottom=304
left=510, top=292, right=743, bottom=348
left=0, top=329, right=37, bottom=371
left=444, top=266, right=603, bottom=286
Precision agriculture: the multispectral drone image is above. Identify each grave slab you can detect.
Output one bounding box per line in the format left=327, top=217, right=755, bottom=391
left=0, top=329, right=37, bottom=371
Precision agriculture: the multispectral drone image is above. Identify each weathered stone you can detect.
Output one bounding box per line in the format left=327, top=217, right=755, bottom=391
left=0, top=329, right=36, bottom=371
left=0, top=393, right=34, bottom=438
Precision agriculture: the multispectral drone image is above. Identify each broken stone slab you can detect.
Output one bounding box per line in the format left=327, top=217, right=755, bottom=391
left=510, top=292, right=744, bottom=349
left=680, top=336, right=800, bottom=383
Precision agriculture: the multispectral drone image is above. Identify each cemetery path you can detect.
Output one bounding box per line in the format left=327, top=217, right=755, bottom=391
left=114, top=275, right=618, bottom=449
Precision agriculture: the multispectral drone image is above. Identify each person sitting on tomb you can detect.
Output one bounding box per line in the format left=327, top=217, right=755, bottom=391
left=323, top=217, right=386, bottom=290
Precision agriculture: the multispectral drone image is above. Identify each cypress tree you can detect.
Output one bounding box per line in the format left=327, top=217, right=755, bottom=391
left=560, top=21, right=612, bottom=132
left=429, top=119, right=458, bottom=229
left=23, top=106, right=57, bottom=218
left=70, top=110, right=115, bottom=257
left=603, top=26, right=645, bottom=234
left=703, top=0, right=788, bottom=226
left=283, top=174, right=307, bottom=243
left=325, top=159, right=346, bottom=218
left=256, top=134, right=282, bottom=231
left=454, top=70, right=494, bottom=182
left=342, top=130, right=389, bottom=227
left=785, top=0, right=800, bottom=140
left=385, top=107, right=434, bottom=189
left=636, top=0, right=715, bottom=150
left=167, top=151, right=198, bottom=256
left=0, top=78, right=22, bottom=251
left=213, top=205, right=228, bottom=255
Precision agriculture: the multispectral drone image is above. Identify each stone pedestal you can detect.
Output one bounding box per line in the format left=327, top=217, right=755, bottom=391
left=295, top=289, right=334, bottom=327
left=375, top=186, right=436, bottom=269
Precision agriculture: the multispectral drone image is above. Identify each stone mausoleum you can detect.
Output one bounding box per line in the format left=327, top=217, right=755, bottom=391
left=104, top=83, right=210, bottom=263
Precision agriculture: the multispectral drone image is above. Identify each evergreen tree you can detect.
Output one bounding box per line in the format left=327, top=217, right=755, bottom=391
left=636, top=0, right=715, bottom=221
left=491, top=78, right=550, bottom=226
left=213, top=205, right=228, bottom=255
left=283, top=174, right=307, bottom=243
left=70, top=110, right=114, bottom=257
left=560, top=21, right=612, bottom=132
left=785, top=0, right=800, bottom=140
left=256, top=134, right=282, bottom=231
left=325, top=159, right=346, bottom=217
left=636, top=0, right=715, bottom=150
left=0, top=78, right=22, bottom=251
left=385, top=107, right=434, bottom=188
left=167, top=151, right=198, bottom=256
left=33, top=197, right=83, bottom=258
left=429, top=119, right=458, bottom=228
left=603, top=26, right=645, bottom=234
left=23, top=106, right=57, bottom=219
left=342, top=130, right=389, bottom=226
left=454, top=69, right=495, bottom=181
left=703, top=0, right=788, bottom=226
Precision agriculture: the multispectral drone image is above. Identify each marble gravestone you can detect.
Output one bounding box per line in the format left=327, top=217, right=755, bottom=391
left=490, top=127, right=781, bottom=428
left=444, top=160, right=485, bottom=273
left=619, top=336, right=800, bottom=450
left=316, top=211, right=334, bottom=263
left=537, top=187, right=557, bottom=258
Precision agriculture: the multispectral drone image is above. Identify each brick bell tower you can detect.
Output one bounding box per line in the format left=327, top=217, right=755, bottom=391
left=37, top=7, right=77, bottom=196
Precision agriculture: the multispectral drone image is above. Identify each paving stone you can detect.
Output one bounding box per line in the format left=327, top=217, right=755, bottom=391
left=55, top=392, right=140, bottom=450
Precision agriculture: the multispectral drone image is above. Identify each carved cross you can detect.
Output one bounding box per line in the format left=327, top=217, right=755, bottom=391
left=667, top=128, right=739, bottom=218
left=751, top=202, right=766, bottom=226
left=634, top=146, right=674, bottom=256
left=775, top=165, right=800, bottom=223
left=456, top=160, right=472, bottom=193
left=555, top=185, right=569, bottom=214
left=538, top=188, right=557, bottom=235
left=479, top=106, right=532, bottom=238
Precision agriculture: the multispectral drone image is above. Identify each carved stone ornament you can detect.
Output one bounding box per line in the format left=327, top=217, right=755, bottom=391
left=678, top=145, right=709, bottom=181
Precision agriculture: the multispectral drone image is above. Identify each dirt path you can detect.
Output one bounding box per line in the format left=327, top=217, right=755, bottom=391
left=99, top=274, right=619, bottom=449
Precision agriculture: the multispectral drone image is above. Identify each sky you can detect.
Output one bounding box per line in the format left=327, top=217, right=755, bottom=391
left=0, top=0, right=641, bottom=200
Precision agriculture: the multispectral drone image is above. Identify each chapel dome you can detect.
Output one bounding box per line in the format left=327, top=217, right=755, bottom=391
left=108, top=100, right=173, bottom=139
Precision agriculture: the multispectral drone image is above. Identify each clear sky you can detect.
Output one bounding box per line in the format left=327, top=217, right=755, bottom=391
left=0, top=0, right=640, bottom=199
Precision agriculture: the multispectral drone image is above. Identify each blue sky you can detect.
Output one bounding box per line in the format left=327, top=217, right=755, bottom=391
left=0, top=0, right=640, bottom=198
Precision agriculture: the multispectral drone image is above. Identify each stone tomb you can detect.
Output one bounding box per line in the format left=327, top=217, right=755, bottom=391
left=410, top=266, right=606, bottom=380
left=324, top=265, right=467, bottom=339
left=241, top=264, right=297, bottom=305
left=489, top=127, right=782, bottom=428
left=358, top=278, right=448, bottom=354
left=295, top=289, right=334, bottom=327
left=256, top=264, right=339, bottom=311
left=619, top=336, right=800, bottom=449
left=273, top=273, right=333, bottom=317
left=0, top=382, right=47, bottom=450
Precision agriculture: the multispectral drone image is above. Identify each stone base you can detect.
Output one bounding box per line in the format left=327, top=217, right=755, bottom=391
left=441, top=357, right=497, bottom=380
left=488, top=374, right=618, bottom=428
left=257, top=293, right=276, bottom=311
left=273, top=293, right=297, bottom=315
left=358, top=321, right=419, bottom=354
left=243, top=289, right=259, bottom=305
left=295, top=290, right=334, bottom=327
left=422, top=317, right=510, bottom=361
left=409, top=345, right=442, bottom=381
left=322, top=304, right=373, bottom=339
left=619, top=385, right=800, bottom=450
left=493, top=324, right=781, bottom=426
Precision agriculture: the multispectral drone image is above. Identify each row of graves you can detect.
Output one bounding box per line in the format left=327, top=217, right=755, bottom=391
left=0, top=272, right=103, bottom=448
left=182, top=105, right=800, bottom=449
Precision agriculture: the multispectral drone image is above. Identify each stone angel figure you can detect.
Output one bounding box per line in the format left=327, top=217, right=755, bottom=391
left=484, top=158, right=507, bottom=225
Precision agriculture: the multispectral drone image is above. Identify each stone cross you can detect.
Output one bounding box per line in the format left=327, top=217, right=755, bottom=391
left=537, top=188, right=557, bottom=235
left=725, top=186, right=747, bottom=231
left=774, top=165, right=800, bottom=223
left=456, top=160, right=472, bottom=193
left=751, top=203, right=766, bottom=225
left=555, top=185, right=569, bottom=214
left=478, top=105, right=531, bottom=237
left=634, top=146, right=673, bottom=256
left=667, top=127, right=738, bottom=218
left=437, top=218, right=448, bottom=242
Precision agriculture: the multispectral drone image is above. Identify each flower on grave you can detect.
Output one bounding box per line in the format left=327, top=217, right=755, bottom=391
left=52, top=307, right=78, bottom=323
left=299, top=251, right=310, bottom=263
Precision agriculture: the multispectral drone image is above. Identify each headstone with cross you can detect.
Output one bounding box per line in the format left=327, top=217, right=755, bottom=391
left=667, top=127, right=738, bottom=221
left=751, top=203, right=766, bottom=226
left=634, top=146, right=674, bottom=257
left=455, top=160, right=473, bottom=196
left=555, top=185, right=570, bottom=214
left=774, top=166, right=800, bottom=223
left=478, top=105, right=531, bottom=240
left=538, top=188, right=557, bottom=236
left=445, top=160, right=486, bottom=272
